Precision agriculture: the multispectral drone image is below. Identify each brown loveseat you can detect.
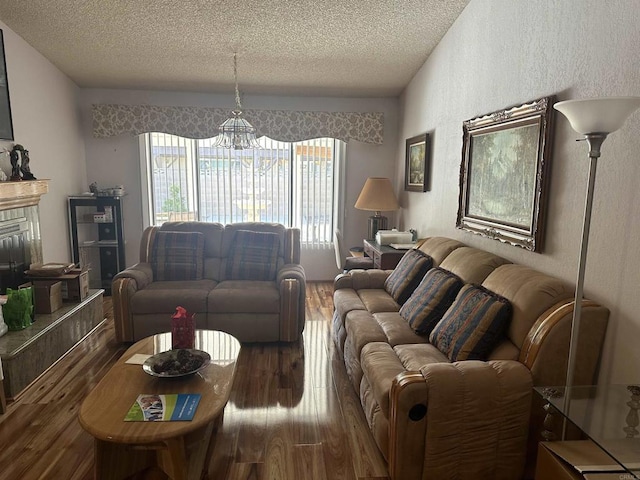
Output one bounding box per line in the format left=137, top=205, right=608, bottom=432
left=112, top=222, right=305, bottom=343
left=333, top=237, right=609, bottom=480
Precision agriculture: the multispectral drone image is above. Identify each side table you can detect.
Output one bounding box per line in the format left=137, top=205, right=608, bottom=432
left=534, top=385, right=640, bottom=479
left=363, top=239, right=407, bottom=270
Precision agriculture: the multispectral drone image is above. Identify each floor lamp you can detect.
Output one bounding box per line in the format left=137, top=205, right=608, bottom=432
left=554, top=97, right=640, bottom=400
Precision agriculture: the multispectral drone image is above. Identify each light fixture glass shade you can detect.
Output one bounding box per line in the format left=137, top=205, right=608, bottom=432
left=355, top=177, right=399, bottom=212
left=214, top=110, right=262, bottom=150
left=554, top=97, right=640, bottom=134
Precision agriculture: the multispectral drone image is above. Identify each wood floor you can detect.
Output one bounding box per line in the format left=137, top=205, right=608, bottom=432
left=0, top=282, right=390, bottom=480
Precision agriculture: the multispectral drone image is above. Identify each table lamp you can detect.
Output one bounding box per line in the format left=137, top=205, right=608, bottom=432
left=355, top=177, right=399, bottom=239
left=554, top=97, right=640, bottom=397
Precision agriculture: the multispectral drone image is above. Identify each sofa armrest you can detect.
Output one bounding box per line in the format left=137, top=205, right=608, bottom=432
left=277, top=263, right=305, bottom=283
left=519, top=299, right=609, bottom=387
left=333, top=269, right=391, bottom=291
left=388, top=360, right=532, bottom=480
left=112, top=263, right=153, bottom=342
left=277, top=264, right=306, bottom=342
left=114, top=262, right=154, bottom=289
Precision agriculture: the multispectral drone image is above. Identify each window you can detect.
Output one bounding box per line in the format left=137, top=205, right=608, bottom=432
left=142, top=133, right=342, bottom=247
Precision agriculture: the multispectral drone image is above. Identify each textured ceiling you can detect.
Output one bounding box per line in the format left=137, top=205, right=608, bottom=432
left=0, top=0, right=469, bottom=97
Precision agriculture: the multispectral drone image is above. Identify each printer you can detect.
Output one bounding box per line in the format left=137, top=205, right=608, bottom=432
left=375, top=229, right=413, bottom=246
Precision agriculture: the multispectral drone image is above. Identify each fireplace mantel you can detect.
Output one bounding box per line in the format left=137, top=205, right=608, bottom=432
left=0, top=180, right=49, bottom=211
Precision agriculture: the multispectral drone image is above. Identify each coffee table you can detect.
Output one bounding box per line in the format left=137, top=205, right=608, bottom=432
left=79, top=330, right=241, bottom=480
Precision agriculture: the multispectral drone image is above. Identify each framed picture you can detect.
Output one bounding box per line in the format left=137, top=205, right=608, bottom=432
left=456, top=96, right=555, bottom=252
left=0, top=29, right=14, bottom=141
left=404, top=133, right=430, bottom=192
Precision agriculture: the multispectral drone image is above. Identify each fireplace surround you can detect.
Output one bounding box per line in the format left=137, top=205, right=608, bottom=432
left=0, top=216, right=30, bottom=294
left=0, top=180, right=47, bottom=269
left=0, top=180, right=105, bottom=400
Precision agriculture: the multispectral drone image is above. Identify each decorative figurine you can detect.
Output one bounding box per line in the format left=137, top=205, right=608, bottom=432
left=9, top=145, right=21, bottom=181
left=8, top=144, right=37, bottom=181
left=20, top=149, right=36, bottom=180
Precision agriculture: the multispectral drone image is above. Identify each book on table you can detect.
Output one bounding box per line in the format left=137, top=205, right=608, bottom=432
left=124, top=393, right=201, bottom=422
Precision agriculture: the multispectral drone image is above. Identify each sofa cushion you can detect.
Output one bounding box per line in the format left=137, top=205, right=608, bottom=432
left=333, top=288, right=367, bottom=320
left=417, top=237, right=465, bottom=265
left=400, top=267, right=464, bottom=335
left=393, top=343, right=450, bottom=371
left=159, top=221, right=224, bottom=258
left=438, top=247, right=511, bottom=284
left=384, top=250, right=433, bottom=305
left=345, top=311, right=388, bottom=351
left=480, top=264, right=573, bottom=350
left=151, top=231, right=205, bottom=281
left=208, top=280, right=280, bottom=313
left=343, top=310, right=391, bottom=390
left=131, top=279, right=216, bottom=314
left=360, top=342, right=406, bottom=419
left=226, top=230, right=280, bottom=281
left=430, top=284, right=512, bottom=361
left=374, top=312, right=428, bottom=346
left=359, top=289, right=400, bottom=313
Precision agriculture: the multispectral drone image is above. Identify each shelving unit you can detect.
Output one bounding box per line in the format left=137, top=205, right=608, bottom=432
left=68, top=195, right=125, bottom=294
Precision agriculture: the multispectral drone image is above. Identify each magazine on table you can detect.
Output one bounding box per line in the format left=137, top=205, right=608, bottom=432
left=124, top=393, right=201, bottom=422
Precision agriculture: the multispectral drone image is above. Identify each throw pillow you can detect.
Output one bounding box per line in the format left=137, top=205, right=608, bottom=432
left=151, top=231, right=205, bottom=281
left=429, top=284, right=512, bottom=361
left=226, top=230, right=280, bottom=281
left=400, top=267, right=464, bottom=335
left=384, top=249, right=433, bottom=305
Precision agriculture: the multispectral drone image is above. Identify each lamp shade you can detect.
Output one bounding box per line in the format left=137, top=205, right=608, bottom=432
left=214, top=110, right=262, bottom=150
left=355, top=177, right=399, bottom=212
left=554, top=97, right=640, bottom=134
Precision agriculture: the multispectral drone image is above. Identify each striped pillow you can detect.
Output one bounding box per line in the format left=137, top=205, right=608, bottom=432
left=400, top=267, right=463, bottom=335
left=384, top=249, right=433, bottom=305
left=151, top=231, right=205, bottom=281
left=226, top=230, right=280, bottom=281
left=429, top=284, right=512, bottom=361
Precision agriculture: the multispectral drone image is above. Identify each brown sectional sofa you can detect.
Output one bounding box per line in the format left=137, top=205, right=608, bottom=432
left=332, top=237, right=609, bottom=480
left=112, top=222, right=306, bottom=343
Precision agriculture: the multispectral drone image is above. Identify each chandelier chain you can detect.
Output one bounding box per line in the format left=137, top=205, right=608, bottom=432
left=234, top=53, right=242, bottom=111
left=213, top=52, right=261, bottom=150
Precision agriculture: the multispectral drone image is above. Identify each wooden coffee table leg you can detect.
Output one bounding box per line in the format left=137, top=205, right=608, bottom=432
left=202, top=412, right=224, bottom=470
left=187, top=417, right=218, bottom=480
left=92, top=416, right=220, bottom=480
left=94, top=439, right=154, bottom=480
left=157, top=436, right=189, bottom=480
left=157, top=413, right=220, bottom=480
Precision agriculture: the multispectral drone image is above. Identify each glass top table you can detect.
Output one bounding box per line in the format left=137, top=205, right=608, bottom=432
left=535, top=384, right=640, bottom=478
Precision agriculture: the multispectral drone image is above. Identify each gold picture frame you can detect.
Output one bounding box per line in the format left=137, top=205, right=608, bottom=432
left=456, top=96, right=555, bottom=252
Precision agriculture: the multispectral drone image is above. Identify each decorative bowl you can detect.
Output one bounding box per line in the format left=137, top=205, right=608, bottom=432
left=142, top=349, right=210, bottom=378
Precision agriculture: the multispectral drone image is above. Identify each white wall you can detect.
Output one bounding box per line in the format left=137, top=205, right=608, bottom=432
left=397, top=0, right=640, bottom=384
left=0, top=20, right=85, bottom=262
left=78, top=89, right=398, bottom=280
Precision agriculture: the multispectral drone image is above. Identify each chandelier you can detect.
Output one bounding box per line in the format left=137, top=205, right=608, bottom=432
left=214, top=53, right=261, bottom=150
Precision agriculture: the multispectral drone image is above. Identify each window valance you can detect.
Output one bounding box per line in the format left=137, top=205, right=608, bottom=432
left=92, top=104, right=384, bottom=144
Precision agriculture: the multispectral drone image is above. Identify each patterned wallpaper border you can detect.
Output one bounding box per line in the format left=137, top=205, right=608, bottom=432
left=92, top=104, right=384, bottom=144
